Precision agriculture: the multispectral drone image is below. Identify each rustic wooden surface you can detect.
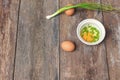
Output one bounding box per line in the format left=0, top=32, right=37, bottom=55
left=0, top=0, right=20, bottom=80
left=0, top=0, right=120, bottom=80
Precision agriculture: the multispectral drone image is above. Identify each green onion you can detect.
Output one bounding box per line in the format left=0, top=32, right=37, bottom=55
left=46, top=2, right=118, bottom=19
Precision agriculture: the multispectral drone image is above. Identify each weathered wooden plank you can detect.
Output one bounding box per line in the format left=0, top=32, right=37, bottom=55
left=14, top=0, right=59, bottom=80
left=102, top=0, right=120, bottom=79
left=60, top=0, right=109, bottom=80
left=0, top=0, right=20, bottom=80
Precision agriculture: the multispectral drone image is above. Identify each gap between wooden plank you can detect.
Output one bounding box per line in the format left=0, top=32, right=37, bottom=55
left=100, top=0, right=111, bottom=79
left=13, top=0, right=21, bottom=80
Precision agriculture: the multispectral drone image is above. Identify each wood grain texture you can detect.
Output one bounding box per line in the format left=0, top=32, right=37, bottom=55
left=60, top=0, right=109, bottom=80
left=14, top=0, right=59, bottom=80
left=1, top=0, right=120, bottom=80
left=102, top=0, right=120, bottom=79
left=0, top=0, right=20, bottom=80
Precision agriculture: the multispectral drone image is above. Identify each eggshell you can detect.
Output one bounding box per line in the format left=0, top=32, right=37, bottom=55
left=61, top=41, right=75, bottom=52
left=65, top=4, right=75, bottom=16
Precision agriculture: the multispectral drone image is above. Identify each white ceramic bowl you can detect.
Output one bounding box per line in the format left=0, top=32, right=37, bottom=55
left=77, top=19, right=106, bottom=45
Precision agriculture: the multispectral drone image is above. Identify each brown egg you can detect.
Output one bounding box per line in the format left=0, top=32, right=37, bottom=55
left=65, top=4, right=75, bottom=16
left=61, top=41, right=75, bottom=52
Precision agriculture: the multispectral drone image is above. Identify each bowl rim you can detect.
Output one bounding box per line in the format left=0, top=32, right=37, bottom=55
left=76, top=18, right=106, bottom=45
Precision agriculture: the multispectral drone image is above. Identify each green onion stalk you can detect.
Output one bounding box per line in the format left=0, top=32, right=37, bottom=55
left=46, top=2, right=118, bottom=19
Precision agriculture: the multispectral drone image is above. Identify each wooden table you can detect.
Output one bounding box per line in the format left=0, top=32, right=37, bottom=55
left=0, top=0, right=120, bottom=80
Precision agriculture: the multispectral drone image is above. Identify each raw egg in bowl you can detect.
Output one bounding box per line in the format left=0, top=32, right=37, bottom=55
left=77, top=19, right=106, bottom=45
